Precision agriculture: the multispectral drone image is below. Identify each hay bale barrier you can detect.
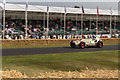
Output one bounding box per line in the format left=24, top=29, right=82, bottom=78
left=101, top=38, right=119, bottom=44
left=1, top=39, right=75, bottom=48
left=2, top=70, right=118, bottom=78
left=1, top=38, right=120, bottom=48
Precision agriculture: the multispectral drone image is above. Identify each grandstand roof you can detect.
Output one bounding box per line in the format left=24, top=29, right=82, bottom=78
left=0, top=3, right=119, bottom=15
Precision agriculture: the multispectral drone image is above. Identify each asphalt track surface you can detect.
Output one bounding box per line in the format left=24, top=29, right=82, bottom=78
left=2, top=45, right=119, bottom=56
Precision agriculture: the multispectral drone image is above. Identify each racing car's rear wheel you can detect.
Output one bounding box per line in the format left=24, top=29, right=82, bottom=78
left=70, top=41, right=76, bottom=48
left=80, top=42, right=85, bottom=49
left=97, top=41, right=103, bottom=48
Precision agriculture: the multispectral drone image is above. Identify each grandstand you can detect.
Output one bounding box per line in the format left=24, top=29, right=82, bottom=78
left=0, top=3, right=119, bottom=39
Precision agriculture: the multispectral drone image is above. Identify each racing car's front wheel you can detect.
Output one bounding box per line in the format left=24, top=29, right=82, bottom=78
left=80, top=42, right=85, bottom=49
left=97, top=41, right=103, bottom=48
left=70, top=41, right=76, bottom=48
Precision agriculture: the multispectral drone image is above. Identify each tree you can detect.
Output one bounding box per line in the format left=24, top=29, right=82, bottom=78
left=74, top=6, right=80, bottom=8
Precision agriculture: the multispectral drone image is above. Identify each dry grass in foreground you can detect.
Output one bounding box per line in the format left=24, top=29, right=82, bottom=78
left=2, top=70, right=118, bottom=78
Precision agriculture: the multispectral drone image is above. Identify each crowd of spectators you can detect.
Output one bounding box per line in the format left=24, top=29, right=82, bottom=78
left=1, top=17, right=120, bottom=39
left=2, top=34, right=120, bottom=39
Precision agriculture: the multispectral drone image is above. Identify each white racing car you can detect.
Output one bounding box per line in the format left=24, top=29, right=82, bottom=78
left=70, top=38, right=103, bottom=49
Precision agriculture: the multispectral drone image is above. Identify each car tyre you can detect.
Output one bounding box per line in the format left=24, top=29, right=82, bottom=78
left=97, top=41, right=103, bottom=48
left=70, top=41, right=76, bottom=48
left=79, top=42, right=85, bottom=49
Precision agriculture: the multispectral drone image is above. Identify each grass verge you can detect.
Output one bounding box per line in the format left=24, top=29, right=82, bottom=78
left=2, top=50, right=119, bottom=76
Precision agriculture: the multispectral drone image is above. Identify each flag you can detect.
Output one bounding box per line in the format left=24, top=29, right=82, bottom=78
left=82, top=5, right=85, bottom=13
left=110, top=8, right=114, bottom=15
left=65, top=6, right=67, bottom=15
left=46, top=5, right=49, bottom=14
left=25, top=0, right=28, bottom=11
left=3, top=0, right=6, bottom=5
left=97, top=6, right=99, bottom=16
